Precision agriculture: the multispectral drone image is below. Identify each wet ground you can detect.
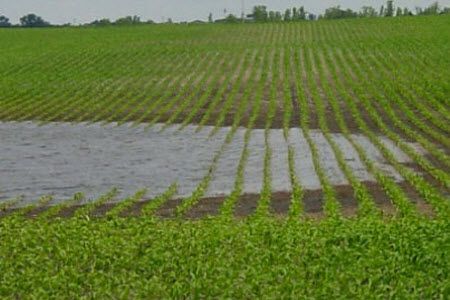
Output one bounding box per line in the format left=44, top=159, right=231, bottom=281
left=0, top=122, right=426, bottom=206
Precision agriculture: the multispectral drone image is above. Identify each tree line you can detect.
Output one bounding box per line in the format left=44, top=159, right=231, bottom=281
left=0, top=13, right=50, bottom=27
left=235, top=1, right=449, bottom=23
left=1, top=1, right=449, bottom=28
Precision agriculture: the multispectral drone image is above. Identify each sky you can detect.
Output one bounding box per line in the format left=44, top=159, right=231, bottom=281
left=1, top=0, right=449, bottom=25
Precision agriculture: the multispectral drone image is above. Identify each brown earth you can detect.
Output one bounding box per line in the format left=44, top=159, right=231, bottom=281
left=0, top=181, right=438, bottom=220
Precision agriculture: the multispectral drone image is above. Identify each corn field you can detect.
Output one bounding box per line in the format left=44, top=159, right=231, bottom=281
left=0, top=15, right=449, bottom=298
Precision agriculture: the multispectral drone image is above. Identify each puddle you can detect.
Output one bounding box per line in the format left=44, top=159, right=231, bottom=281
left=0, top=122, right=228, bottom=204
left=206, top=130, right=245, bottom=196
left=0, top=122, right=423, bottom=206
left=242, top=130, right=265, bottom=194
left=288, top=128, right=321, bottom=189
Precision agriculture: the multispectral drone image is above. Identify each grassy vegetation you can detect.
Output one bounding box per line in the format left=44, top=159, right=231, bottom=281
left=0, top=15, right=449, bottom=297
left=1, top=215, right=449, bottom=298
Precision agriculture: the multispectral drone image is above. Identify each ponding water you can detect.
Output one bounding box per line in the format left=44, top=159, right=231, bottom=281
left=0, top=122, right=426, bottom=205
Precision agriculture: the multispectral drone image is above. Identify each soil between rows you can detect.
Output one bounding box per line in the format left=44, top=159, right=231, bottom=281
left=24, top=101, right=371, bottom=133
left=1, top=182, right=436, bottom=220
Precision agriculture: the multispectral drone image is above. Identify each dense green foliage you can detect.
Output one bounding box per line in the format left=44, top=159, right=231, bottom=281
left=19, top=13, right=50, bottom=27
left=0, top=15, right=11, bottom=27
left=1, top=216, right=449, bottom=298
left=0, top=16, right=448, bottom=129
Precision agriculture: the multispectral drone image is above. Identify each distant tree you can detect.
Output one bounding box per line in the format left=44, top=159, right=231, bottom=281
left=167, top=18, right=173, bottom=24
left=275, top=12, right=282, bottom=21
left=421, top=2, right=440, bottom=15
left=253, top=6, right=268, bottom=22
left=115, top=15, right=140, bottom=25
left=208, top=13, right=213, bottom=23
left=269, top=11, right=276, bottom=22
left=299, top=7, right=306, bottom=19
left=91, top=18, right=111, bottom=26
left=379, top=5, right=385, bottom=17
left=359, top=6, right=378, bottom=17
left=0, top=15, right=11, bottom=27
left=224, top=14, right=239, bottom=23
left=396, top=7, right=403, bottom=16
left=442, top=7, right=450, bottom=14
left=308, top=13, right=316, bottom=21
left=323, top=6, right=357, bottom=19
left=267, top=11, right=282, bottom=22
left=189, top=20, right=205, bottom=25
left=415, top=7, right=423, bottom=15
left=132, top=15, right=141, bottom=23
left=20, top=14, right=50, bottom=27
left=284, top=9, right=291, bottom=21
left=292, top=7, right=299, bottom=20
left=403, top=7, right=412, bottom=16
left=385, top=1, right=394, bottom=17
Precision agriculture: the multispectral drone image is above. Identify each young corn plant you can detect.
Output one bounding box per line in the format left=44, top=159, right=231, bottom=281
left=105, top=189, right=147, bottom=219
left=37, top=192, right=85, bottom=220
left=141, top=184, right=178, bottom=217
left=73, top=188, right=119, bottom=219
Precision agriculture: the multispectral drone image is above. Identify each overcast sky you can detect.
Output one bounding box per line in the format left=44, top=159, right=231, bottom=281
left=1, top=0, right=449, bottom=24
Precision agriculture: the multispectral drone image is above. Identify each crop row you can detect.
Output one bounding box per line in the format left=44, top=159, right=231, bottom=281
left=0, top=17, right=448, bottom=220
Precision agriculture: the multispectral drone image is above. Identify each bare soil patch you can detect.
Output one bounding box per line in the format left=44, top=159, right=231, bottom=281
left=363, top=181, right=397, bottom=216
left=184, top=196, right=225, bottom=219
left=234, top=194, right=259, bottom=217
left=154, top=198, right=184, bottom=218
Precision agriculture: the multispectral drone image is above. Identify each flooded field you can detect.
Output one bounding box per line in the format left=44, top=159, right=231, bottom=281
left=0, top=122, right=227, bottom=203
left=0, top=121, right=426, bottom=206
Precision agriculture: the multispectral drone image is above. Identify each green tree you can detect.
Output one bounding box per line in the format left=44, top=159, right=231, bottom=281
left=20, top=14, right=50, bottom=27
left=359, top=6, right=378, bottom=17
left=292, top=7, right=299, bottom=20
left=115, top=15, right=140, bottom=25
left=253, top=6, right=268, bottom=22
left=379, top=5, right=385, bottom=16
left=275, top=12, right=282, bottom=21
left=269, top=11, right=276, bottom=22
left=208, top=13, right=213, bottom=23
left=396, top=7, right=403, bottom=16
left=422, top=2, right=440, bottom=15
left=284, top=9, right=291, bottom=21
left=299, top=7, right=306, bottom=19
left=385, top=1, right=394, bottom=17
left=324, top=6, right=357, bottom=19
left=268, top=11, right=282, bottom=22
left=0, top=15, right=11, bottom=27
left=224, top=14, right=239, bottom=23
left=403, top=7, right=412, bottom=16
left=91, top=18, right=111, bottom=26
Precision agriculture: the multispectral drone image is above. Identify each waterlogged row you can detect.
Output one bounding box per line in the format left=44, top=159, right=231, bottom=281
left=1, top=121, right=446, bottom=218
